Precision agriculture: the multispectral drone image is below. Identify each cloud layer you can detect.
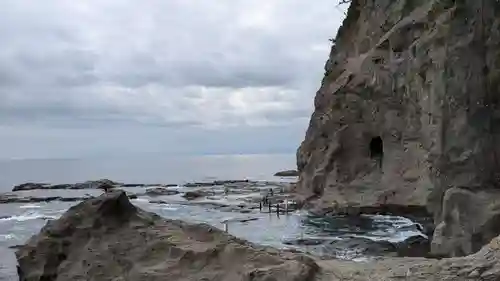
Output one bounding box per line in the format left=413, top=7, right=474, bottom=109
left=0, top=0, right=346, bottom=158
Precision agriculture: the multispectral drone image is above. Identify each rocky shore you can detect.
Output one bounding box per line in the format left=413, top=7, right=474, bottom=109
left=14, top=191, right=500, bottom=281
left=16, top=191, right=319, bottom=281
left=8, top=0, right=500, bottom=279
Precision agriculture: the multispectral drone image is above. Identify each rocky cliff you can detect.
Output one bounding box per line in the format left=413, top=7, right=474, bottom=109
left=297, top=0, right=500, bottom=257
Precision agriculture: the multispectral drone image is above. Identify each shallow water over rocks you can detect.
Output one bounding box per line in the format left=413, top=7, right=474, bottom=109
left=0, top=180, right=429, bottom=280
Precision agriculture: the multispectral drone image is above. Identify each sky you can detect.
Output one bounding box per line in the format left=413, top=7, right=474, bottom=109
left=0, top=1, right=347, bottom=159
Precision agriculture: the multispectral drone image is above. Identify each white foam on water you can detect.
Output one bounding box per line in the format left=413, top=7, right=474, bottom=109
left=0, top=234, right=18, bottom=240
left=131, top=198, right=149, bottom=203
left=351, top=231, right=427, bottom=244
left=351, top=256, right=372, bottom=262
left=19, top=204, right=42, bottom=209
left=363, top=214, right=414, bottom=228
left=160, top=206, right=179, bottom=211
left=0, top=212, right=59, bottom=222
left=145, top=203, right=179, bottom=212
left=357, top=214, right=428, bottom=242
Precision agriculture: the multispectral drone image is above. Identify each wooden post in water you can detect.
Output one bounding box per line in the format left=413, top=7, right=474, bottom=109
left=259, top=201, right=262, bottom=212
left=276, top=203, right=280, bottom=217
left=284, top=199, right=289, bottom=214
left=224, top=221, right=229, bottom=232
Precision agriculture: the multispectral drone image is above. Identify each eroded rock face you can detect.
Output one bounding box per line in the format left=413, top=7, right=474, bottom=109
left=16, top=191, right=319, bottom=281
left=431, top=188, right=500, bottom=257
left=296, top=0, right=500, bottom=256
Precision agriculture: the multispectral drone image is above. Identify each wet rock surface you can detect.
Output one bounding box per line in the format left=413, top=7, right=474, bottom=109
left=431, top=187, right=500, bottom=257
left=16, top=191, right=320, bottom=281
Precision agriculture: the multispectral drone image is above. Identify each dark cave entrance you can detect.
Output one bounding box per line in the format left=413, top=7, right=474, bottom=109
left=369, top=136, right=383, bottom=168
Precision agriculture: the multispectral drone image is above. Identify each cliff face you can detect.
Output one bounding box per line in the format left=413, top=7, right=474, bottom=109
left=297, top=0, right=500, bottom=257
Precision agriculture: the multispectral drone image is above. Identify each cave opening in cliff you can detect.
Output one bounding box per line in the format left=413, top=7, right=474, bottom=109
left=369, top=136, right=383, bottom=167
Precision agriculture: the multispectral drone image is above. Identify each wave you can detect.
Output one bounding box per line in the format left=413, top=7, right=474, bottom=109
left=0, top=234, right=18, bottom=240
left=19, top=204, right=43, bottom=209
left=0, top=212, right=59, bottom=222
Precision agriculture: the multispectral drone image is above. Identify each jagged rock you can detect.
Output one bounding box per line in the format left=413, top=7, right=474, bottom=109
left=16, top=191, right=319, bottom=281
left=274, top=170, right=299, bottom=177
left=296, top=0, right=500, bottom=257
left=145, top=187, right=180, bottom=196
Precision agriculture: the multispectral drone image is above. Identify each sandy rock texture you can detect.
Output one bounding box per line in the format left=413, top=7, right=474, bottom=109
left=15, top=191, right=319, bottom=281
left=296, top=0, right=500, bottom=257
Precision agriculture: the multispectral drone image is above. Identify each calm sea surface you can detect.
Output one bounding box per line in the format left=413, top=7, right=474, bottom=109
left=0, top=154, right=296, bottom=192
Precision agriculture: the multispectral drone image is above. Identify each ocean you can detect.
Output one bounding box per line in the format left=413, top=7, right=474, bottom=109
left=0, top=154, right=426, bottom=280
left=0, top=154, right=296, bottom=192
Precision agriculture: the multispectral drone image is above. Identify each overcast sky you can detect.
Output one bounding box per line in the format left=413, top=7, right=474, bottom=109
left=0, top=1, right=346, bottom=159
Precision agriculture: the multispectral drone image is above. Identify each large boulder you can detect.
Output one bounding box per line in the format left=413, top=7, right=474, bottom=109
left=431, top=188, right=500, bottom=257
left=16, top=191, right=319, bottom=281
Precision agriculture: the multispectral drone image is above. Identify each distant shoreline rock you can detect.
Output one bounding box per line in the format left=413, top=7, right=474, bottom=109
left=12, top=179, right=121, bottom=192
left=10, top=179, right=289, bottom=192
left=144, top=187, right=180, bottom=197
left=274, top=170, right=299, bottom=177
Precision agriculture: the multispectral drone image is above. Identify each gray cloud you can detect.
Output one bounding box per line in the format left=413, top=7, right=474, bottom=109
left=0, top=0, right=346, bottom=158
